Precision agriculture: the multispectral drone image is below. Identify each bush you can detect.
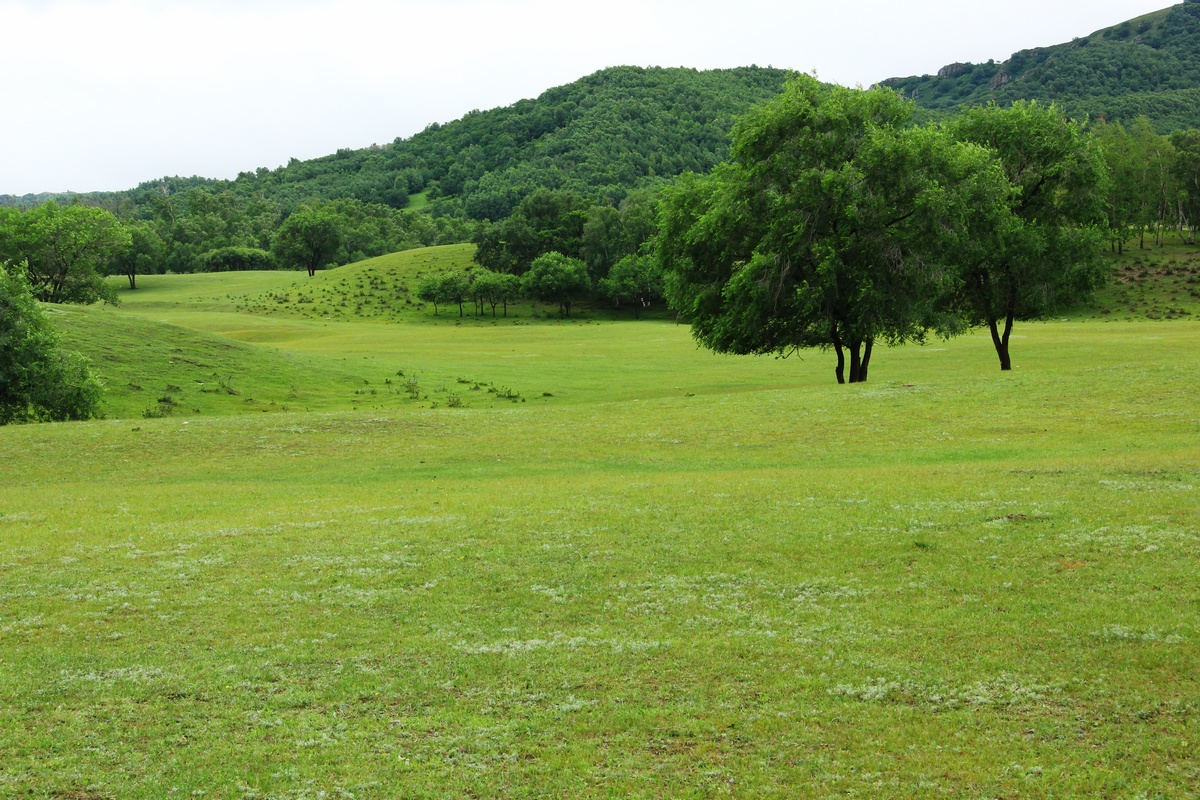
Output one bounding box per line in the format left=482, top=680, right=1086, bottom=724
left=0, top=262, right=102, bottom=425
left=197, top=247, right=277, bottom=272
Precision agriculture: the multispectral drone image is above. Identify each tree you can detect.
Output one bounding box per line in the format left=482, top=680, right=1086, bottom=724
left=1094, top=121, right=1139, bottom=252
left=197, top=246, right=275, bottom=272
left=470, top=269, right=515, bottom=317
left=1170, top=129, right=1200, bottom=243
left=108, top=222, right=165, bottom=289
left=416, top=271, right=470, bottom=317
left=496, top=273, right=522, bottom=317
left=0, top=262, right=103, bottom=425
left=658, top=76, right=1010, bottom=383
left=0, top=202, right=130, bottom=304
left=950, top=101, right=1110, bottom=371
left=521, top=252, right=590, bottom=317
left=599, top=253, right=664, bottom=318
left=271, top=208, right=342, bottom=276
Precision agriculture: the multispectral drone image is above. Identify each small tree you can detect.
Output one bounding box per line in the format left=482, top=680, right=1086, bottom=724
left=416, top=273, right=445, bottom=315
left=471, top=269, right=503, bottom=317
left=417, top=271, right=470, bottom=317
left=497, top=273, right=522, bottom=317
left=107, top=222, right=164, bottom=290
left=521, top=252, right=590, bottom=317
left=271, top=208, right=342, bottom=277
left=599, top=253, right=664, bottom=318
left=0, top=262, right=102, bottom=425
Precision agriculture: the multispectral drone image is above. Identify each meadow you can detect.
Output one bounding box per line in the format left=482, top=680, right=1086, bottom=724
left=1, top=244, right=1197, bottom=798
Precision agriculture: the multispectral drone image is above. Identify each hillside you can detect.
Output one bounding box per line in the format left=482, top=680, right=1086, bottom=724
left=3, top=67, right=793, bottom=218
left=881, top=2, right=1200, bottom=130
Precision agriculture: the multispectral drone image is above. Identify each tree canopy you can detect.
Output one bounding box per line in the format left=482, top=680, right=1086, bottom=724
left=0, top=202, right=129, bottom=304
left=949, top=101, right=1111, bottom=370
left=271, top=208, right=343, bottom=277
left=521, top=252, right=591, bottom=318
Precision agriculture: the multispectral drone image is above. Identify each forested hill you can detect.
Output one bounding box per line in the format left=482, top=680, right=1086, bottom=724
left=881, top=2, right=1200, bottom=131
left=2, top=67, right=792, bottom=218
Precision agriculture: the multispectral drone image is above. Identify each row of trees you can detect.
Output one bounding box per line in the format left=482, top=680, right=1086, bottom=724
left=419, top=251, right=664, bottom=320
left=1095, top=119, right=1200, bottom=249
left=0, top=196, right=478, bottom=299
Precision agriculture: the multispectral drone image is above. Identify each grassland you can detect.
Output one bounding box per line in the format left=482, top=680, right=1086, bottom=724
left=1, top=244, right=1198, bottom=798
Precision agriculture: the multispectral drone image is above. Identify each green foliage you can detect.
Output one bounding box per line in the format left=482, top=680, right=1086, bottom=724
left=521, top=252, right=590, bottom=317
left=474, top=187, right=659, bottom=282
left=0, top=202, right=129, bottom=304
left=949, top=101, right=1111, bottom=369
left=0, top=262, right=102, bottom=424
left=272, top=208, right=342, bottom=277
left=197, top=246, right=276, bottom=273
left=107, top=221, right=164, bottom=290
left=598, top=253, right=664, bottom=318
left=659, top=76, right=1011, bottom=383
left=1171, top=128, right=1200, bottom=240
left=469, top=268, right=522, bottom=317
left=416, top=270, right=471, bottom=316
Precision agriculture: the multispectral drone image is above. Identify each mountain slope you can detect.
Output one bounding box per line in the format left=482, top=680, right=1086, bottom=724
left=881, top=2, right=1200, bottom=130
left=4, top=67, right=793, bottom=218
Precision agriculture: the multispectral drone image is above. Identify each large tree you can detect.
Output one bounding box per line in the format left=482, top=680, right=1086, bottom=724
left=950, top=102, right=1110, bottom=371
left=0, top=202, right=129, bottom=304
left=271, top=208, right=342, bottom=277
left=658, top=76, right=1011, bottom=383
left=0, top=262, right=103, bottom=425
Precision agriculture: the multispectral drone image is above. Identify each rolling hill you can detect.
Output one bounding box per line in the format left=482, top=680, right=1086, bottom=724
left=2, top=67, right=794, bottom=218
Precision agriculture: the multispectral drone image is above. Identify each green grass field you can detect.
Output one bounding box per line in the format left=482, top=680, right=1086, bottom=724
left=1, top=244, right=1198, bottom=798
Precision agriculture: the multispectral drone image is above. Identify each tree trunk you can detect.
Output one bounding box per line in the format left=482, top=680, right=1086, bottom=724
left=848, top=339, right=863, bottom=384
left=859, top=338, right=873, bottom=383
left=988, top=312, right=1015, bottom=371
left=831, top=323, right=846, bottom=384
left=126, top=272, right=137, bottom=290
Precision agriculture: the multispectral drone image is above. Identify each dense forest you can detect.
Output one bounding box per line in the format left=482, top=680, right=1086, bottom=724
left=883, top=2, right=1200, bottom=130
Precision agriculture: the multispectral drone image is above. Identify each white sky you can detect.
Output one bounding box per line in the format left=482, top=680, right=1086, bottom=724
left=0, top=0, right=1173, bottom=195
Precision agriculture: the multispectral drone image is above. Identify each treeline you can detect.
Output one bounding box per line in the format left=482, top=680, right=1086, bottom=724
left=1095, top=119, right=1200, bottom=248
left=0, top=194, right=476, bottom=296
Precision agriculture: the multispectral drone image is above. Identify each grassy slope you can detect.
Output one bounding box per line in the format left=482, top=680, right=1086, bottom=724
left=1, top=248, right=1198, bottom=797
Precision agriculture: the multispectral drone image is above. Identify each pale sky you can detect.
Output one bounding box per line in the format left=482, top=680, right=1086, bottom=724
left=0, top=0, right=1173, bottom=195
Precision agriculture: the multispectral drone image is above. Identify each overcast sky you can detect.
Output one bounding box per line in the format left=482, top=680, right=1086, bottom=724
left=0, top=0, right=1173, bottom=195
